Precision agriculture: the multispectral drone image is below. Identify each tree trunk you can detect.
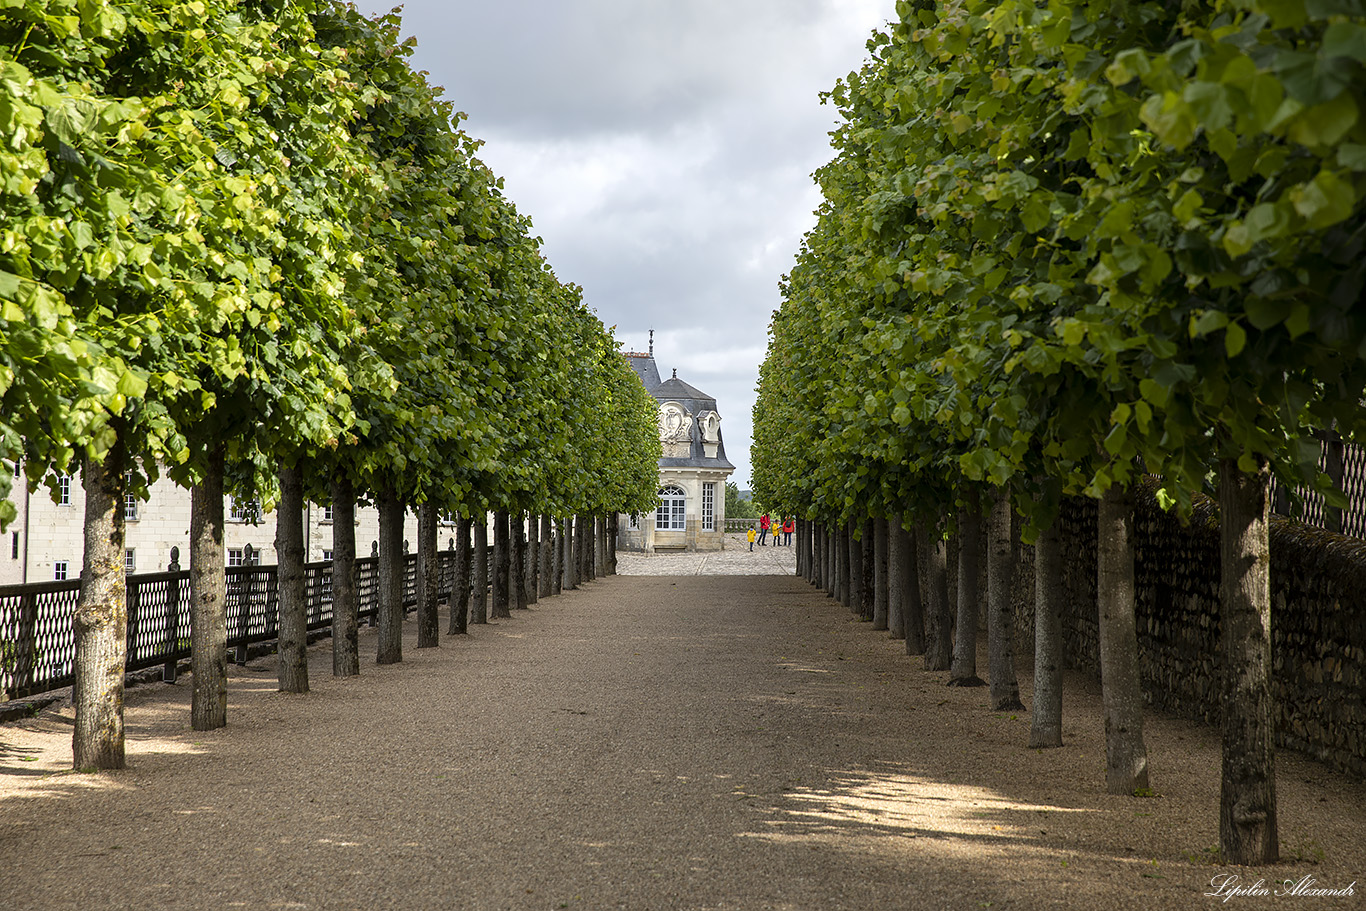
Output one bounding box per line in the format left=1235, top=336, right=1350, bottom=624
left=512, top=512, right=528, bottom=611
left=586, top=514, right=598, bottom=581
left=492, top=510, right=511, bottom=618
left=376, top=486, right=404, bottom=664
left=417, top=502, right=440, bottom=645
left=449, top=516, right=471, bottom=635
left=888, top=516, right=905, bottom=640
left=902, top=523, right=925, bottom=655
left=72, top=439, right=127, bottom=769
left=608, top=514, right=619, bottom=575
left=190, top=447, right=228, bottom=731
left=527, top=513, right=539, bottom=604
left=471, top=516, right=489, bottom=624
left=1030, top=515, right=1064, bottom=748
left=848, top=520, right=865, bottom=618
left=920, top=521, right=953, bottom=671
left=551, top=516, right=562, bottom=595
left=1096, top=483, right=1148, bottom=794
left=832, top=524, right=843, bottom=600
left=822, top=524, right=833, bottom=595
left=872, top=516, right=890, bottom=631
left=275, top=463, right=309, bottom=692
left=861, top=518, right=876, bottom=620
left=540, top=514, right=554, bottom=597
left=1219, top=456, right=1279, bottom=864
left=594, top=514, right=606, bottom=578
left=949, top=492, right=986, bottom=687
left=331, top=475, right=359, bottom=675
left=986, top=489, right=1023, bottom=710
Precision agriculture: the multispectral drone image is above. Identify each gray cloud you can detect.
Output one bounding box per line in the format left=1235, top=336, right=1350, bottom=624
left=355, top=0, right=891, bottom=488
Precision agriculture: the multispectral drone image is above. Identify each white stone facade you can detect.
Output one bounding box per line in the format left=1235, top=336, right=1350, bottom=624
left=616, top=353, right=735, bottom=555
left=0, top=471, right=427, bottom=586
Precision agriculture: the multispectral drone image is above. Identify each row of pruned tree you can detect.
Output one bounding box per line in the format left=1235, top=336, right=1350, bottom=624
left=0, top=2, right=660, bottom=770
left=753, top=0, right=1366, bottom=865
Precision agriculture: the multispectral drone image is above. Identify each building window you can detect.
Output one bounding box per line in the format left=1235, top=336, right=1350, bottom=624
left=629, top=513, right=639, bottom=529
left=228, top=547, right=262, bottom=567
left=322, top=504, right=334, bottom=522
left=656, top=485, right=686, bottom=532
left=54, top=561, right=69, bottom=581
left=11, top=532, right=17, bottom=560
left=58, top=475, right=71, bottom=506
left=702, top=482, right=716, bottom=532
left=125, top=549, right=136, bottom=573
left=125, top=492, right=139, bottom=521
left=228, top=497, right=259, bottom=523
left=322, top=549, right=334, bottom=562
left=228, top=548, right=243, bottom=567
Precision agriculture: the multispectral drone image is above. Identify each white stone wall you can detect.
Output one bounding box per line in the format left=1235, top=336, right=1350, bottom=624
left=0, top=470, right=426, bottom=586
left=617, top=469, right=731, bottom=554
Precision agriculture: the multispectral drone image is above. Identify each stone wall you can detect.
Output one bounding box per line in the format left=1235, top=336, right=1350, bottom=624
left=1012, top=480, right=1366, bottom=779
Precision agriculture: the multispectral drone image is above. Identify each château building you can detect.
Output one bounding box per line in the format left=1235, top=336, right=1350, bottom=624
left=616, top=344, right=735, bottom=553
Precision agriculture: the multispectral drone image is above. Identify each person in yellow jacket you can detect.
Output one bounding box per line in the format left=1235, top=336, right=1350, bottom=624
left=747, top=526, right=757, bottom=552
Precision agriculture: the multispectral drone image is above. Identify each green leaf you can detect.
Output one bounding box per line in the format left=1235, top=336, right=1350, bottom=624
left=1225, top=321, right=1247, bottom=357
left=1286, top=92, right=1360, bottom=147
left=1290, top=171, right=1355, bottom=229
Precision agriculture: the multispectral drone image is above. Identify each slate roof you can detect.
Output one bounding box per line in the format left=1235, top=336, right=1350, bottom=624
left=627, top=354, right=735, bottom=472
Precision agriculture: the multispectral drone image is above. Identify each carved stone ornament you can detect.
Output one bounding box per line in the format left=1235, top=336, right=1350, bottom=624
left=697, top=410, right=721, bottom=444
left=658, top=403, right=693, bottom=444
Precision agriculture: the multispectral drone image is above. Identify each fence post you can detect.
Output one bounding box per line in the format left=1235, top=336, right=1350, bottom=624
left=126, top=574, right=142, bottom=666
left=163, top=548, right=181, bottom=682
left=1325, top=427, right=1345, bottom=534
left=14, top=590, right=38, bottom=698
left=234, top=544, right=253, bottom=664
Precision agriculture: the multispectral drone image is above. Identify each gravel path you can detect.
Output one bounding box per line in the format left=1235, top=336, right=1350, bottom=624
left=2, top=569, right=1363, bottom=910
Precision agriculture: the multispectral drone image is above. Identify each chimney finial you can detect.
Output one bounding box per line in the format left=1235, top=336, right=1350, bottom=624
left=649, top=329, right=654, bottom=357
left=672, top=368, right=677, bottom=379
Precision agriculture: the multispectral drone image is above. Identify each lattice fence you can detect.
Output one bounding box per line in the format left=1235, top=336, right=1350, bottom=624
left=1271, top=436, right=1366, bottom=538
left=0, top=550, right=476, bottom=702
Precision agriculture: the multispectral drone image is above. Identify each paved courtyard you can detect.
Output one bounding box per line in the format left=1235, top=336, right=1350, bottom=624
left=615, top=532, right=797, bottom=575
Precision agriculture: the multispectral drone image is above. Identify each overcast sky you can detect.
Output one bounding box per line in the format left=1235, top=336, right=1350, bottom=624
left=354, top=0, right=892, bottom=490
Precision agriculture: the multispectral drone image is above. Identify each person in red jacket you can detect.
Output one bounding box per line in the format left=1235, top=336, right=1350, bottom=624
left=782, top=517, right=794, bottom=546
left=758, top=513, right=771, bottom=546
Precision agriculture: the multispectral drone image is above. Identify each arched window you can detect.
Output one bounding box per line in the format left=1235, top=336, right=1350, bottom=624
left=656, top=485, right=686, bottom=531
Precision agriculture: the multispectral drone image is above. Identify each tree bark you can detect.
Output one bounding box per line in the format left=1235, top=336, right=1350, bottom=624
left=555, top=516, right=567, bottom=593
left=949, top=492, right=986, bottom=687
left=603, top=513, right=614, bottom=576
left=72, top=439, right=127, bottom=769
left=888, top=516, right=905, bottom=640
left=275, top=463, right=309, bottom=692
left=417, top=502, right=440, bottom=645
left=190, top=447, right=228, bottom=731
left=376, top=486, right=404, bottom=664
left=331, top=475, right=359, bottom=675
left=921, top=520, right=953, bottom=671
left=822, top=524, right=833, bottom=595
left=512, top=512, right=528, bottom=610
left=861, top=518, right=876, bottom=621
left=986, top=489, right=1023, bottom=710
left=834, top=523, right=846, bottom=603
left=471, top=516, right=489, bottom=624
left=1096, top=483, right=1149, bottom=794
left=902, top=523, right=925, bottom=655
left=492, top=510, right=511, bottom=618
left=594, top=514, right=606, bottom=578
left=1030, top=515, right=1064, bottom=748
left=449, top=516, right=471, bottom=635
left=872, top=516, right=890, bottom=631
left=1219, top=456, right=1279, bottom=864
left=527, top=513, right=539, bottom=604
left=848, top=520, right=865, bottom=618
left=539, top=514, right=554, bottom=597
